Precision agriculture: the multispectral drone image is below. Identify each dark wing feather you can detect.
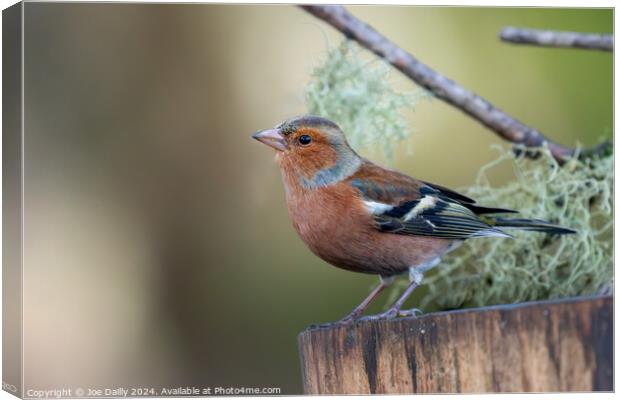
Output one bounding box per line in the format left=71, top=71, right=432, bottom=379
left=421, top=181, right=518, bottom=215
left=348, top=163, right=513, bottom=240
left=421, top=180, right=476, bottom=204
left=373, top=196, right=511, bottom=239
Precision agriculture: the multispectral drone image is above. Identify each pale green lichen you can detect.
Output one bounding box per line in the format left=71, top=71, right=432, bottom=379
left=304, top=40, right=428, bottom=162
left=391, top=145, right=613, bottom=311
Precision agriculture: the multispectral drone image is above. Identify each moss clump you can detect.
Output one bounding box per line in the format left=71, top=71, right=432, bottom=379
left=305, top=40, right=427, bottom=163
left=410, top=145, right=613, bottom=311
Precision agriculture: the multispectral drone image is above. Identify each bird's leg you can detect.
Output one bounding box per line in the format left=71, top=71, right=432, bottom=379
left=335, top=283, right=386, bottom=324
left=397, top=258, right=442, bottom=317
left=361, top=258, right=441, bottom=321
left=359, top=279, right=420, bottom=321
left=393, top=277, right=423, bottom=318
left=317, top=276, right=394, bottom=327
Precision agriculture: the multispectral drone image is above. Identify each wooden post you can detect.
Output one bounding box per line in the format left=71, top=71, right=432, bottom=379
left=298, top=296, right=612, bottom=394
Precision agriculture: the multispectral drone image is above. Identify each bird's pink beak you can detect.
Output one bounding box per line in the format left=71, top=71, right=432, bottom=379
left=252, top=128, right=287, bottom=152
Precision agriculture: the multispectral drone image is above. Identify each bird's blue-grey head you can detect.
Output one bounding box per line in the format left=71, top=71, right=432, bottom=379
left=252, top=115, right=362, bottom=188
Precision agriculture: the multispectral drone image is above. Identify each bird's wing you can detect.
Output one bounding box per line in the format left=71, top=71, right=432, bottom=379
left=348, top=162, right=513, bottom=239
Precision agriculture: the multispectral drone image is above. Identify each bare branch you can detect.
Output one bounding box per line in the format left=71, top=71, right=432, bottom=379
left=300, top=5, right=609, bottom=163
left=500, top=27, right=613, bottom=51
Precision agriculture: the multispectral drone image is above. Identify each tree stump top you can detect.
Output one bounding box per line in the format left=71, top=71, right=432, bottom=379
left=298, top=296, right=613, bottom=394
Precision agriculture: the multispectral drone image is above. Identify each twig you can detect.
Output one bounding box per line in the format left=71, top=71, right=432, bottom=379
left=500, top=27, right=613, bottom=52
left=300, top=5, right=610, bottom=163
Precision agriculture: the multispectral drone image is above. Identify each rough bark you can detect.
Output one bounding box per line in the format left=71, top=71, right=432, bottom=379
left=500, top=27, right=613, bottom=51
left=298, top=296, right=613, bottom=394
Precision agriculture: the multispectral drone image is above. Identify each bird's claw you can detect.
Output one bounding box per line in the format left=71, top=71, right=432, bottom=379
left=308, top=307, right=423, bottom=329
left=398, top=308, right=423, bottom=317
left=358, top=308, right=399, bottom=322
left=358, top=307, right=423, bottom=322
left=309, top=312, right=363, bottom=329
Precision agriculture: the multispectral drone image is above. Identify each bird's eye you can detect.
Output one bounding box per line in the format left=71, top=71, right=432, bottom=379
left=298, top=135, right=312, bottom=145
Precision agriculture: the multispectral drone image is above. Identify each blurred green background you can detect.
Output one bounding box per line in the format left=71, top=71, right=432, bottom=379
left=22, top=3, right=612, bottom=394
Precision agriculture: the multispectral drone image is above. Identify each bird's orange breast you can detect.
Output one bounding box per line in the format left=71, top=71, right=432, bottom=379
left=285, top=181, right=378, bottom=273
left=282, top=180, right=454, bottom=276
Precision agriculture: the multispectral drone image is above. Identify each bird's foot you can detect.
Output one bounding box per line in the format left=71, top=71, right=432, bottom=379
left=308, top=306, right=423, bottom=329
left=309, top=312, right=363, bottom=329
left=357, top=307, right=423, bottom=322
left=398, top=308, right=423, bottom=318
left=358, top=307, right=399, bottom=322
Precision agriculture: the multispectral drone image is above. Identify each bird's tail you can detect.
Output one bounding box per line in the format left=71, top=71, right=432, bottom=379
left=493, top=218, right=576, bottom=235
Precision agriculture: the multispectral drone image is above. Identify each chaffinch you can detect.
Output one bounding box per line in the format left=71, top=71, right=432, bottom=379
left=252, top=115, right=575, bottom=325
